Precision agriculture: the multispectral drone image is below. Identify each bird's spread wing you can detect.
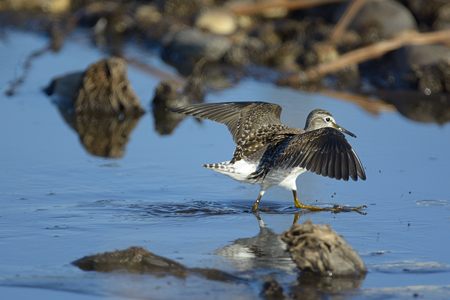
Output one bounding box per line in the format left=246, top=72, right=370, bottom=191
left=251, top=127, right=366, bottom=181
left=171, top=102, right=294, bottom=161
left=170, top=102, right=283, bottom=141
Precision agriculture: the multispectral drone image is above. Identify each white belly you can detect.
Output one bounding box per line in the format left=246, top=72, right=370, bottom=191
left=263, top=167, right=306, bottom=190
left=205, top=160, right=305, bottom=190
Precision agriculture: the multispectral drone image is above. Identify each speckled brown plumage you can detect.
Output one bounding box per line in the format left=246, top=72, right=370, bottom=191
left=171, top=101, right=366, bottom=182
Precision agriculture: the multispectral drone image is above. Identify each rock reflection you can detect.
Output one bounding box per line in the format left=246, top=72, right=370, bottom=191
left=44, top=57, right=144, bottom=158
left=62, top=111, right=140, bottom=158
left=291, top=272, right=365, bottom=300
left=377, top=90, right=450, bottom=124
left=152, top=76, right=204, bottom=135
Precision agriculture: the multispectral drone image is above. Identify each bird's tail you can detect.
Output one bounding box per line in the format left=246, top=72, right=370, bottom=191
left=203, top=161, right=236, bottom=173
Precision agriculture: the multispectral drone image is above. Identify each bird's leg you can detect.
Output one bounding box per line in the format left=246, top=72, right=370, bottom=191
left=292, top=212, right=301, bottom=224
left=292, top=190, right=327, bottom=211
left=251, top=190, right=265, bottom=212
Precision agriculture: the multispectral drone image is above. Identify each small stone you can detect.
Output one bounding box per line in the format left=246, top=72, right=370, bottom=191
left=434, top=3, right=450, bottom=30
left=161, top=28, right=232, bottom=75
left=195, top=8, right=237, bottom=35
left=135, top=4, right=162, bottom=26
left=0, top=0, right=71, bottom=14
left=345, top=0, right=417, bottom=41
left=261, top=278, right=285, bottom=300
left=73, top=246, right=188, bottom=277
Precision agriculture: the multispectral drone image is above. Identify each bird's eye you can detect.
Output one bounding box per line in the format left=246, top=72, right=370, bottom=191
left=325, top=117, right=331, bottom=122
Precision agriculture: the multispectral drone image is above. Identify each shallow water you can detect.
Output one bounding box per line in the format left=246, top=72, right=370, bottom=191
left=1, top=30, right=450, bottom=299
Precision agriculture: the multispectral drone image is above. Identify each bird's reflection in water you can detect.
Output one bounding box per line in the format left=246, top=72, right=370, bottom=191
left=217, top=212, right=366, bottom=298
left=216, top=212, right=296, bottom=272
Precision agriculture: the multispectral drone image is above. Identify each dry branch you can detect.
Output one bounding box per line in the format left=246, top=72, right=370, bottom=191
left=5, top=46, right=50, bottom=96
left=329, top=0, right=365, bottom=45
left=284, top=29, right=450, bottom=85
left=125, top=57, right=185, bottom=85
left=228, top=0, right=345, bottom=16
left=322, top=90, right=395, bottom=115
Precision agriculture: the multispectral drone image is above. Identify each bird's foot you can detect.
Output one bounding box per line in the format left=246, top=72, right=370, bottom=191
left=331, top=204, right=367, bottom=215
left=295, top=201, right=367, bottom=215
left=295, top=202, right=329, bottom=212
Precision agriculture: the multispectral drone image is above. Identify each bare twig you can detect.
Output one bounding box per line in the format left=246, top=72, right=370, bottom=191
left=293, top=29, right=450, bottom=84
left=322, top=90, right=395, bottom=115
left=228, top=0, right=345, bottom=16
left=125, top=57, right=185, bottom=85
left=5, top=46, right=50, bottom=97
left=329, top=0, right=365, bottom=45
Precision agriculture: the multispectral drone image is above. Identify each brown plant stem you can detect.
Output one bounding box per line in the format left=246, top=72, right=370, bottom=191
left=329, top=0, right=365, bottom=45
left=228, top=0, right=345, bottom=16
left=282, top=29, right=450, bottom=85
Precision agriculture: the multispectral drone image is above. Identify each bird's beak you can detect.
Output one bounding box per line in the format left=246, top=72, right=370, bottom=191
left=333, top=122, right=357, bottom=138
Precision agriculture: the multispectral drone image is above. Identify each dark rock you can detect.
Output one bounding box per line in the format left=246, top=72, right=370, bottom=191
left=281, top=220, right=367, bottom=277
left=75, top=58, right=144, bottom=115
left=398, top=45, right=450, bottom=92
left=161, top=28, right=232, bottom=75
left=73, top=246, right=187, bottom=277
left=434, top=3, right=450, bottom=30
left=45, top=57, right=144, bottom=116
left=377, top=90, right=450, bottom=124
left=156, top=0, right=211, bottom=21
left=403, top=0, right=449, bottom=28
left=73, top=246, right=241, bottom=283
left=413, top=60, right=450, bottom=95
left=261, top=278, right=285, bottom=300
left=189, top=267, right=242, bottom=283
left=405, top=45, right=450, bottom=68
left=345, top=0, right=417, bottom=42
left=362, top=45, right=450, bottom=90
left=152, top=76, right=204, bottom=135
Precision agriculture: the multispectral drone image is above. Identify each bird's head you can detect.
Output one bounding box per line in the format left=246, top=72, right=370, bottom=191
left=304, top=109, right=356, bottom=138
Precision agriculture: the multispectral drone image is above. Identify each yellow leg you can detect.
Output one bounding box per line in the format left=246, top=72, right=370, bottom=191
left=292, top=190, right=366, bottom=214
left=292, top=190, right=326, bottom=211
left=292, top=212, right=301, bottom=224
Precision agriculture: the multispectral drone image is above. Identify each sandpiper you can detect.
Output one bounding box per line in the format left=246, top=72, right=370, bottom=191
left=172, top=102, right=366, bottom=212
